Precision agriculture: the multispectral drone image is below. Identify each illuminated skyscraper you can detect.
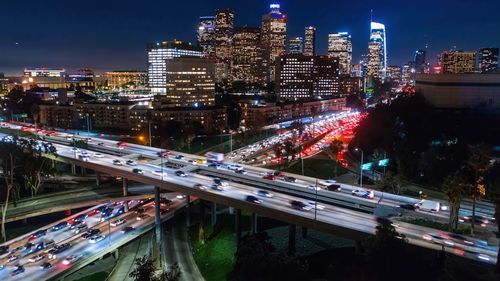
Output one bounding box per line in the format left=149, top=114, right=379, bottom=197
left=147, top=40, right=204, bottom=94
left=304, top=26, right=316, bottom=56
left=214, top=9, right=235, bottom=81
left=328, top=32, right=352, bottom=74
left=231, top=27, right=266, bottom=84
left=441, top=51, right=476, bottom=74
left=477, top=48, right=499, bottom=73
left=367, top=22, right=387, bottom=81
left=197, top=16, right=216, bottom=57
left=288, top=37, right=303, bottom=54
left=414, top=50, right=426, bottom=73
left=386, top=65, right=402, bottom=86
left=261, top=3, right=287, bottom=81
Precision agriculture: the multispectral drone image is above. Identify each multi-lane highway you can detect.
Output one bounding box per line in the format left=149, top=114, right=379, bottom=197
left=0, top=193, right=186, bottom=281
left=1, top=122, right=498, bottom=266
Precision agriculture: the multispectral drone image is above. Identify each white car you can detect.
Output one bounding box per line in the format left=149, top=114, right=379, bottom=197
left=306, top=201, right=325, bottom=210
left=306, top=185, right=321, bottom=191
left=227, top=164, right=243, bottom=171
left=89, top=235, right=106, bottom=244
left=94, top=153, right=104, bottom=158
left=351, top=189, right=375, bottom=199
left=62, top=255, right=81, bottom=265
left=112, top=160, right=122, bottom=166
left=111, top=219, right=126, bottom=227
left=152, top=170, right=168, bottom=177
left=29, top=254, right=45, bottom=263
left=319, top=179, right=337, bottom=186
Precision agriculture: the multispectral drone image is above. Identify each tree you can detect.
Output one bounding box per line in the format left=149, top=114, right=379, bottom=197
left=376, top=171, right=403, bottom=195
left=466, top=144, right=491, bottom=234
left=129, top=256, right=181, bottom=281
left=22, top=139, right=56, bottom=197
left=484, top=161, right=500, bottom=273
left=30, top=104, right=40, bottom=128
left=324, top=139, right=343, bottom=177
left=0, top=140, right=21, bottom=241
left=442, top=171, right=469, bottom=232
left=156, top=263, right=181, bottom=281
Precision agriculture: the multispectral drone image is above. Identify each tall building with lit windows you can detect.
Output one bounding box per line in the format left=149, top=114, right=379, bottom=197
left=386, top=65, right=402, bottom=86
left=147, top=40, right=204, bottom=94
left=477, top=48, right=499, bottom=73
left=328, top=32, right=352, bottom=74
left=276, top=54, right=340, bottom=101
left=197, top=16, right=216, bottom=57
left=164, top=57, right=215, bottom=107
left=304, top=26, right=316, bottom=56
left=367, top=22, right=387, bottom=81
left=214, top=9, right=235, bottom=81
left=288, top=37, right=303, bottom=54
left=441, top=51, right=476, bottom=74
left=261, top=4, right=287, bottom=81
left=231, top=27, right=265, bottom=84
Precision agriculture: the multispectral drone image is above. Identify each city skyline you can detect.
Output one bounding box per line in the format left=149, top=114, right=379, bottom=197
left=1, top=0, right=499, bottom=75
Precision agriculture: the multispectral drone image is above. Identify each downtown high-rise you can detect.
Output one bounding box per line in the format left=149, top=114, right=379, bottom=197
left=231, top=27, right=266, bottom=84
left=288, top=37, right=303, bottom=54
left=367, top=22, right=387, bottom=81
left=477, top=48, right=499, bottom=73
left=197, top=16, right=216, bottom=57
left=441, top=50, right=476, bottom=74
left=261, top=4, right=287, bottom=82
left=304, top=26, right=316, bottom=56
left=328, top=32, right=352, bottom=74
left=214, top=9, right=235, bottom=81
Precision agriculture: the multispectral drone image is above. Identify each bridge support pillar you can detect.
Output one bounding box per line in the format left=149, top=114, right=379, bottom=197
left=251, top=213, right=258, bottom=234
left=301, top=227, right=308, bottom=239
left=154, top=186, right=162, bottom=245
left=288, top=224, right=296, bottom=255
left=228, top=207, right=234, bottom=214
left=211, top=202, right=217, bottom=226
left=235, top=209, right=242, bottom=248
left=96, top=172, right=101, bottom=187
left=186, top=196, right=191, bottom=227
left=80, top=166, right=86, bottom=176
left=113, top=249, right=119, bottom=259
left=122, top=178, right=129, bottom=212
left=71, top=164, right=76, bottom=175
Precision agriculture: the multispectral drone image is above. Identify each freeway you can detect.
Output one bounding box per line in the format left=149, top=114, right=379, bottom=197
left=2, top=131, right=498, bottom=265
left=0, top=194, right=186, bottom=281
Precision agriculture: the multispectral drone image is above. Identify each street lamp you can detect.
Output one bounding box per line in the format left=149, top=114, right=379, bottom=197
left=355, top=148, right=364, bottom=188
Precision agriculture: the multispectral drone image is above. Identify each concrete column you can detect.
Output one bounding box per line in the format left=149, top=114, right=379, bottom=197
left=96, top=172, right=101, bottom=187
left=228, top=207, right=234, bottom=214
left=113, top=249, right=119, bottom=259
left=288, top=224, right=296, bottom=255
left=71, top=164, right=76, bottom=175
left=301, top=227, right=308, bottom=239
left=251, top=213, right=258, bottom=234
left=122, top=178, right=129, bottom=212
left=235, top=209, right=242, bottom=248
left=186, top=196, right=191, bottom=227
left=211, top=202, right=217, bottom=226
left=80, top=166, right=86, bottom=176
left=154, top=186, right=162, bottom=245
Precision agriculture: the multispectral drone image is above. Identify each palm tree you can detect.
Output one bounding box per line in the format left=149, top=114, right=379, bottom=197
left=324, top=139, right=343, bottom=177
left=466, top=144, right=491, bottom=234
left=442, top=171, right=468, bottom=232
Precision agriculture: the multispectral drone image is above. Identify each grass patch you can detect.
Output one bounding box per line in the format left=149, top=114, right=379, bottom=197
left=400, top=218, right=470, bottom=234
left=285, top=157, right=347, bottom=179
left=0, top=127, right=35, bottom=138
left=74, top=271, right=109, bottom=281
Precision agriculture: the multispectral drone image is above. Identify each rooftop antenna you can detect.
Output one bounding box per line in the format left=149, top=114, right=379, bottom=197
left=370, top=9, right=373, bottom=23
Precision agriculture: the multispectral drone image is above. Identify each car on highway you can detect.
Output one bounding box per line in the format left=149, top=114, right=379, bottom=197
left=235, top=169, right=247, bottom=175
left=282, top=176, right=297, bottom=183
left=11, top=266, right=24, bottom=276
left=196, top=158, right=207, bottom=164
left=135, top=207, right=148, bottom=214
left=290, top=200, right=312, bottom=211
left=73, top=224, right=88, bottom=234
left=94, top=153, right=104, bottom=158
left=262, top=175, right=276, bottom=180
left=28, top=229, right=47, bottom=241
left=126, top=160, right=137, bottom=166
left=40, top=262, right=52, bottom=270
left=71, top=147, right=80, bottom=153
left=227, top=164, right=243, bottom=171
left=256, top=190, right=273, bottom=198
left=193, top=183, right=208, bottom=190
left=175, top=154, right=184, bottom=160
left=211, top=184, right=224, bottom=191
left=112, top=159, right=122, bottom=166
left=78, top=154, right=89, bottom=161
left=25, top=242, right=44, bottom=254
left=28, top=254, right=45, bottom=263
left=62, top=255, right=81, bottom=265
left=132, top=168, right=144, bottom=174
left=51, top=221, right=68, bottom=231
left=245, top=195, right=262, bottom=204
left=175, top=171, right=187, bottom=177
left=319, top=179, right=337, bottom=186
left=459, top=215, right=491, bottom=226
left=351, top=189, right=375, bottom=199
left=152, top=170, right=168, bottom=177
left=121, top=226, right=134, bottom=234
left=82, top=229, right=100, bottom=239
left=306, top=185, right=321, bottom=191
left=306, top=201, right=325, bottom=210
left=422, top=233, right=455, bottom=247
left=89, top=235, right=106, bottom=244
left=157, top=151, right=170, bottom=158
left=399, top=203, right=418, bottom=211
left=51, top=243, right=72, bottom=257
left=7, top=254, right=18, bottom=262
left=325, top=184, right=342, bottom=192
left=97, top=142, right=105, bottom=146
left=111, top=218, right=126, bottom=227
left=136, top=214, right=150, bottom=221
left=213, top=178, right=228, bottom=186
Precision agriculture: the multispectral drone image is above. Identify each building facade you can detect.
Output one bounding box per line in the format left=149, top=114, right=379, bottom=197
left=261, top=4, right=287, bottom=81
left=288, top=37, right=303, bottom=54
left=214, top=9, right=235, bottom=82
left=164, top=57, right=215, bottom=107
left=386, top=65, right=402, bottom=86
left=477, top=48, right=499, bottom=74
left=197, top=16, right=217, bottom=57
left=147, top=40, right=204, bottom=94
left=328, top=32, right=352, bottom=74
left=441, top=51, right=476, bottom=74
left=104, top=71, right=147, bottom=89
left=231, top=27, right=265, bottom=84
left=275, top=54, right=340, bottom=101
left=303, top=26, right=316, bottom=56
left=367, top=22, right=387, bottom=81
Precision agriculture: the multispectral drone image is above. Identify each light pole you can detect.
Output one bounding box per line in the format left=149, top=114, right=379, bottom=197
left=314, top=178, right=318, bottom=220
left=148, top=121, right=152, bottom=147
left=355, top=148, right=364, bottom=188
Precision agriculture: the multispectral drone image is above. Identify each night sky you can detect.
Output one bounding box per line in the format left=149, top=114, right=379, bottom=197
left=1, top=0, right=499, bottom=75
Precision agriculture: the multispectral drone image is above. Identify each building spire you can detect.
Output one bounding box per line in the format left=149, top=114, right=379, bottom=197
left=370, top=9, right=373, bottom=23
